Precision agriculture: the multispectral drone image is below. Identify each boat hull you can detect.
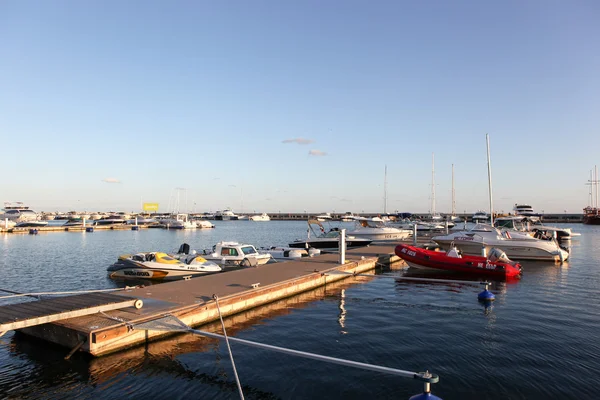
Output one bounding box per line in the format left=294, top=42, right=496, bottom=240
left=395, top=244, right=521, bottom=279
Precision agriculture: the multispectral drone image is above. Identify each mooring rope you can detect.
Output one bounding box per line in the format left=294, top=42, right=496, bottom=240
left=213, top=294, right=245, bottom=400
left=0, top=286, right=138, bottom=300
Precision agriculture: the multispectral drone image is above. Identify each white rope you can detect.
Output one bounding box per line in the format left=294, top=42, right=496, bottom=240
left=213, top=294, right=245, bottom=400
left=0, top=286, right=138, bottom=300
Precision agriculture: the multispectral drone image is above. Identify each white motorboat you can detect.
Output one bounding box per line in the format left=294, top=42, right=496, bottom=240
left=108, top=251, right=222, bottom=280
left=94, top=215, right=127, bottom=226
left=259, top=246, right=321, bottom=261
left=199, top=241, right=273, bottom=266
left=214, top=208, right=239, bottom=220
left=389, top=218, right=445, bottom=232
left=340, top=212, right=357, bottom=222
left=431, top=224, right=569, bottom=262
left=15, top=220, right=48, bottom=228
left=513, top=204, right=541, bottom=220
left=471, top=210, right=489, bottom=222
left=493, top=216, right=576, bottom=241
left=193, top=219, right=215, bottom=228
left=160, top=214, right=195, bottom=229
left=249, top=213, right=271, bottom=222
left=315, top=213, right=333, bottom=222
left=289, top=220, right=373, bottom=251
left=347, top=217, right=412, bottom=241
left=1, top=202, right=39, bottom=222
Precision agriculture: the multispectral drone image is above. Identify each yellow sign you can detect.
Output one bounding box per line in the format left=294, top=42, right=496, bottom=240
left=143, top=203, right=159, bottom=212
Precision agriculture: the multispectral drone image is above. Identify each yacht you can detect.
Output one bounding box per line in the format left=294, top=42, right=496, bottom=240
left=431, top=224, right=569, bottom=262
left=289, top=220, right=373, bottom=251
left=94, top=215, right=127, bottom=226
left=214, top=208, right=239, bottom=220
left=471, top=210, right=489, bottom=223
left=249, top=213, right=270, bottom=222
left=513, top=204, right=541, bottom=221
left=159, top=214, right=195, bottom=229
left=316, top=213, right=333, bottom=222
left=340, top=212, right=357, bottom=222
left=493, top=216, right=576, bottom=241
left=1, top=202, right=39, bottom=222
left=347, top=217, right=412, bottom=241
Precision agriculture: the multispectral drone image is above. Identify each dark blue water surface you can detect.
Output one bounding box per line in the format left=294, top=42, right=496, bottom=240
left=0, top=221, right=598, bottom=399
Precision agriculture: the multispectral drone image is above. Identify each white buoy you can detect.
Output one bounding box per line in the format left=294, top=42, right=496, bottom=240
left=339, top=228, right=346, bottom=264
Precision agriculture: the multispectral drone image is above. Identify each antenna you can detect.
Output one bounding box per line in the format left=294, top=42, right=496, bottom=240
left=451, top=164, right=456, bottom=216
left=384, top=165, right=388, bottom=214
left=486, top=134, right=494, bottom=225
left=431, top=153, right=435, bottom=216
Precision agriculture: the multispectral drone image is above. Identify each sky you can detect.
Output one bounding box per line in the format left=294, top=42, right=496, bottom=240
left=1, top=1, right=599, bottom=214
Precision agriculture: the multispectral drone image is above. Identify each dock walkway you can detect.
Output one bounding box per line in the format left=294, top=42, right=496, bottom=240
left=7, top=244, right=404, bottom=356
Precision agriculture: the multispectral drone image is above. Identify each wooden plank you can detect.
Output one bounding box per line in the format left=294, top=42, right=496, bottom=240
left=0, top=299, right=139, bottom=332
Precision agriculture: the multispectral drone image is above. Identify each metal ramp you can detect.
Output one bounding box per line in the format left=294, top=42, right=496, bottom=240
left=0, top=292, right=143, bottom=335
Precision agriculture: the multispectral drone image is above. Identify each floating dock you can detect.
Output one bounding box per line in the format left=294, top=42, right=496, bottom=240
left=2, top=244, right=403, bottom=356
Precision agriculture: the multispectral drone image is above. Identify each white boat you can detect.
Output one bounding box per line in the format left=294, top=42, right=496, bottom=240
left=513, top=204, right=541, bottom=220
left=214, top=208, right=239, bottom=220
left=107, top=251, right=222, bottom=280
left=315, top=213, right=333, bottom=222
left=94, top=215, right=127, bottom=226
left=347, top=217, right=412, bottom=241
left=493, top=216, right=576, bottom=241
left=160, top=214, right=195, bottom=229
left=390, top=219, right=445, bottom=232
left=1, top=202, right=39, bottom=222
left=199, top=241, right=272, bottom=266
left=472, top=210, right=489, bottom=222
left=289, top=220, right=373, bottom=251
left=340, top=212, right=357, bottom=222
left=249, top=213, right=270, bottom=222
left=258, top=246, right=321, bottom=261
left=431, top=224, right=569, bottom=262
left=193, top=219, right=215, bottom=228
left=15, top=220, right=48, bottom=228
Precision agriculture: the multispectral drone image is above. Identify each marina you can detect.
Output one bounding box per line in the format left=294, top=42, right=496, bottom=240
left=0, top=220, right=597, bottom=399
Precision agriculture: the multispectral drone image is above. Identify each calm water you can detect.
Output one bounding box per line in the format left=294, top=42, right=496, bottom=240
left=0, top=221, right=598, bottom=399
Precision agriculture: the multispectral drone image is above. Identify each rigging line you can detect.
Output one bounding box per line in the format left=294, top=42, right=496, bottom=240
left=213, top=294, right=245, bottom=400
left=0, top=286, right=138, bottom=300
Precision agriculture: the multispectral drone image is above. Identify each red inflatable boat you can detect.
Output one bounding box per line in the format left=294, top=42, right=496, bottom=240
left=395, top=244, right=522, bottom=279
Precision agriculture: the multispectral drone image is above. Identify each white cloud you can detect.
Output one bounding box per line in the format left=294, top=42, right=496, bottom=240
left=308, top=149, right=327, bottom=156
left=101, top=178, right=121, bottom=183
left=282, top=138, right=314, bottom=145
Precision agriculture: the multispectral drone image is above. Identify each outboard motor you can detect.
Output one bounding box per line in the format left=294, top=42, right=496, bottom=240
left=178, top=243, right=190, bottom=255
left=488, top=248, right=510, bottom=263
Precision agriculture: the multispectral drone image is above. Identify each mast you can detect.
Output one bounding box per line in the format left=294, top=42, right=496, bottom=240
left=486, top=134, right=494, bottom=225
left=596, top=165, right=598, bottom=209
left=451, top=164, right=456, bottom=216
left=431, top=153, right=435, bottom=216
left=383, top=165, right=388, bottom=214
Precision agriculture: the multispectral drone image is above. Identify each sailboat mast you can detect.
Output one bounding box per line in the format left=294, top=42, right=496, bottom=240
left=451, top=164, right=456, bottom=216
left=431, top=153, right=435, bottom=216
left=595, top=165, right=599, bottom=209
left=486, top=134, right=494, bottom=225
left=383, top=165, right=388, bottom=214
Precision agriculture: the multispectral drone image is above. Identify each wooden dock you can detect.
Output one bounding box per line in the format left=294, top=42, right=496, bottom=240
left=5, top=244, right=404, bottom=356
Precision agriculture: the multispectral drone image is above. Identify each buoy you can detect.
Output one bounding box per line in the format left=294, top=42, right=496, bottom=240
left=131, top=226, right=139, bottom=231
left=134, top=299, right=143, bottom=309
left=86, top=227, right=94, bottom=232
left=478, top=282, right=495, bottom=301
left=29, top=229, right=38, bottom=235
left=410, top=371, right=442, bottom=400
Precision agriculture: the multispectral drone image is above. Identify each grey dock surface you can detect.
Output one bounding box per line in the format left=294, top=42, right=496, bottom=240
left=5, top=243, right=406, bottom=356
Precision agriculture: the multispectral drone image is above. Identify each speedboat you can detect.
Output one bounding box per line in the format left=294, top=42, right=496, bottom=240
left=94, top=215, right=127, bottom=226
left=258, top=246, right=321, bottom=261
left=493, top=216, right=576, bottom=241
left=192, top=219, right=215, bottom=228
left=214, top=208, right=239, bottom=220
left=316, top=213, right=333, bottom=222
left=340, top=212, right=357, bottom=222
left=198, top=241, right=273, bottom=266
left=395, top=244, right=521, bottom=279
left=432, top=224, right=569, bottom=262
left=249, top=213, right=271, bottom=222
left=108, top=251, right=222, bottom=280
left=15, top=221, right=48, bottom=228
left=347, top=217, right=412, bottom=241
left=289, top=220, right=372, bottom=251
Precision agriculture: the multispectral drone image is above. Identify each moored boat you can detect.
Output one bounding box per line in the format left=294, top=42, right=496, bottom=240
left=259, top=246, right=320, bottom=261
left=395, top=244, right=522, bottom=279
left=108, top=251, right=222, bottom=280
left=198, top=241, right=273, bottom=266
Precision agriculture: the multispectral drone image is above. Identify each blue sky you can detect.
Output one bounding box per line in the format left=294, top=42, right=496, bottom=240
left=1, top=1, right=598, bottom=214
